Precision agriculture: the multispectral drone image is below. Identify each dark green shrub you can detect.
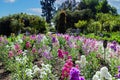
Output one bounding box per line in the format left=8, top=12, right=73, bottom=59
left=0, top=13, right=47, bottom=36
left=57, top=11, right=66, bottom=33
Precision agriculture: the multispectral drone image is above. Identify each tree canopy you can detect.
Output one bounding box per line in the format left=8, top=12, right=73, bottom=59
left=40, top=0, right=56, bottom=23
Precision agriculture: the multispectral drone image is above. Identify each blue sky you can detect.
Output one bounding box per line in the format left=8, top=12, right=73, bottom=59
left=0, top=0, right=120, bottom=18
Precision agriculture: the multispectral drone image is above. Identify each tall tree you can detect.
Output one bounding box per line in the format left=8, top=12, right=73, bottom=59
left=58, top=0, right=77, bottom=11
left=40, top=0, right=56, bottom=23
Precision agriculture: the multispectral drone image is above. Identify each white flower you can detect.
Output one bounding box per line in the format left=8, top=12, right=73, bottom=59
left=100, top=67, right=110, bottom=79
left=92, top=75, right=99, bottom=80
left=75, top=55, right=87, bottom=68
left=75, top=60, right=81, bottom=64
left=33, top=65, right=41, bottom=75
left=93, top=67, right=112, bottom=80
left=80, top=55, right=87, bottom=68
left=104, top=72, right=112, bottom=79
left=22, top=50, right=28, bottom=55
left=22, top=56, right=28, bottom=64
left=40, top=70, right=47, bottom=78
left=15, top=56, right=21, bottom=62
left=95, top=71, right=100, bottom=77
left=25, top=69, right=33, bottom=77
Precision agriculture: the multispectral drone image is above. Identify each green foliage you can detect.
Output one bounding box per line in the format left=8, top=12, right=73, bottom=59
left=74, top=20, right=87, bottom=33
left=75, top=20, right=87, bottom=28
left=91, top=21, right=102, bottom=34
left=0, top=13, right=47, bottom=36
left=54, top=0, right=119, bottom=33
left=84, top=32, right=120, bottom=44
left=96, top=13, right=120, bottom=32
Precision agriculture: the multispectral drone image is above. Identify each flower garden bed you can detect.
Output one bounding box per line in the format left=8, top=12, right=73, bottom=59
left=0, top=33, right=120, bottom=80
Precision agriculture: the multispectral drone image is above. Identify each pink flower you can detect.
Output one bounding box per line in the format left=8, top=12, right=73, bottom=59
left=30, top=35, right=36, bottom=40
left=8, top=51, right=14, bottom=58
left=64, top=35, right=70, bottom=41
left=14, top=43, right=20, bottom=50
left=26, top=41, right=31, bottom=48
left=17, top=49, right=22, bottom=55
left=32, top=48, right=36, bottom=53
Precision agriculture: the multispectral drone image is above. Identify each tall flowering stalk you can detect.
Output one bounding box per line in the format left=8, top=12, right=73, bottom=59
left=61, top=59, right=73, bottom=79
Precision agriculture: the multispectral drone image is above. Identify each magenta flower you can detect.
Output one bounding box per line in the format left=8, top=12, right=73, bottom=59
left=64, top=51, right=69, bottom=55
left=61, top=59, right=73, bottom=79
left=58, top=49, right=64, bottom=58
left=68, top=55, right=72, bottom=59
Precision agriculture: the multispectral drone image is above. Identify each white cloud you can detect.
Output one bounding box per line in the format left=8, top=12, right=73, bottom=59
left=27, top=8, right=42, bottom=16
left=4, top=0, right=16, bottom=3
left=28, top=8, right=42, bottom=14
left=107, top=0, right=120, bottom=13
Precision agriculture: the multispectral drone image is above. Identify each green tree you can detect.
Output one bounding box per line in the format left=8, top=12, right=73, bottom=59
left=91, top=21, right=102, bottom=34
left=40, top=0, right=56, bottom=23
left=74, top=20, right=87, bottom=33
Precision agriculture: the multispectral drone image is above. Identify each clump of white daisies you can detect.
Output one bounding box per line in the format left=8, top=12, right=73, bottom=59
left=25, top=63, right=57, bottom=80
left=92, top=66, right=112, bottom=80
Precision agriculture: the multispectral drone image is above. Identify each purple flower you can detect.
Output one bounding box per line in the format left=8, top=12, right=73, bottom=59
left=52, top=37, right=57, bottom=43
left=118, top=66, right=120, bottom=69
left=110, top=41, right=118, bottom=52
left=118, top=66, right=120, bottom=74
left=111, top=46, right=117, bottom=52
left=70, top=67, right=80, bottom=80
left=113, top=41, right=117, bottom=45
left=115, top=66, right=120, bottom=79
left=36, top=34, right=42, bottom=43
left=70, top=67, right=85, bottom=80
left=43, top=51, right=51, bottom=59
left=79, top=76, right=85, bottom=80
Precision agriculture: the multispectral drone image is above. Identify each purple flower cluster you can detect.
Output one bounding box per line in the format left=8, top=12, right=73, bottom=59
left=111, top=41, right=117, bottom=52
left=70, top=67, right=85, bottom=80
